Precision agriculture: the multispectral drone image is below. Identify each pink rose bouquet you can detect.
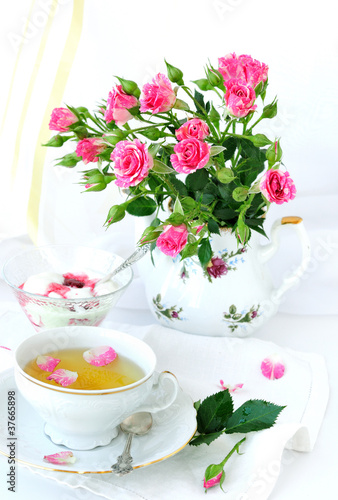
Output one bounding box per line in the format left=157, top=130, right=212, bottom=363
left=45, top=53, right=297, bottom=268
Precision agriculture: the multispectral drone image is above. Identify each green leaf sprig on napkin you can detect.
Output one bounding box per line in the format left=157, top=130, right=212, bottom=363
left=190, top=390, right=285, bottom=491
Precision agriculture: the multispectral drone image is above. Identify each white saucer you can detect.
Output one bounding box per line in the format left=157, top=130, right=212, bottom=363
left=0, top=368, right=197, bottom=473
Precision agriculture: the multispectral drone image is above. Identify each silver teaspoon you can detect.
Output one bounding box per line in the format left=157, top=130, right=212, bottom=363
left=111, top=412, right=153, bottom=476
left=95, top=243, right=151, bottom=287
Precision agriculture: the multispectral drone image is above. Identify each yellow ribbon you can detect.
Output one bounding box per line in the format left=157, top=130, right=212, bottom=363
left=27, top=0, right=85, bottom=243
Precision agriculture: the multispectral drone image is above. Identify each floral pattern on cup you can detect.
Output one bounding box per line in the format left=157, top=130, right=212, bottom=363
left=152, top=293, right=183, bottom=322
left=223, top=304, right=260, bottom=333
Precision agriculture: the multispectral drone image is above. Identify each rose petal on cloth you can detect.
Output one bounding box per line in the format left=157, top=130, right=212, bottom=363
left=46, top=369, right=78, bottom=387
left=83, top=345, right=117, bottom=366
left=43, top=451, right=76, bottom=465
left=36, top=355, right=61, bottom=372
left=220, top=380, right=244, bottom=392
left=261, top=354, right=285, bottom=380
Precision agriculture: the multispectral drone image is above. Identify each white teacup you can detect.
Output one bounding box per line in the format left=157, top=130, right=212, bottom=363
left=14, top=326, right=178, bottom=450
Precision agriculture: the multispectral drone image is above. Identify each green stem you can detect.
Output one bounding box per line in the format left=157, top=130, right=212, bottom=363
left=220, top=437, right=246, bottom=467
left=248, top=115, right=263, bottom=132
left=123, top=122, right=170, bottom=136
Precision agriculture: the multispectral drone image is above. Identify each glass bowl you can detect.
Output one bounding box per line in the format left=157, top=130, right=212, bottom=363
left=3, top=245, right=133, bottom=331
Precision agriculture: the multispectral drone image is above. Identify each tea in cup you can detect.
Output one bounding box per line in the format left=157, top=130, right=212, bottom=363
left=14, top=326, right=179, bottom=450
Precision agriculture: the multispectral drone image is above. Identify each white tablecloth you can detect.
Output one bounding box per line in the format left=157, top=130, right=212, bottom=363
left=0, top=287, right=335, bottom=500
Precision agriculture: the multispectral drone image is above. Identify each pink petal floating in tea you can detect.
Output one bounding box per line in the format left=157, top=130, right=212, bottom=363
left=46, top=369, right=78, bottom=387
left=261, top=354, right=285, bottom=380
left=36, top=355, right=61, bottom=372
left=220, top=380, right=244, bottom=393
left=83, top=345, right=117, bottom=366
left=43, top=451, right=76, bottom=465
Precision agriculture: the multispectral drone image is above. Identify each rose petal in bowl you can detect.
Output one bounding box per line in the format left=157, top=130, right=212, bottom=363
left=83, top=345, right=117, bottom=366
left=261, top=354, right=285, bottom=380
left=36, top=355, right=61, bottom=372
left=43, top=451, right=76, bottom=465
left=46, top=369, right=78, bottom=387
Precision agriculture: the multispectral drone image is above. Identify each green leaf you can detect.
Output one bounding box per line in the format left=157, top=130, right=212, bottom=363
left=168, top=174, right=188, bottom=196
left=208, top=219, right=220, bottom=235
left=192, top=79, right=214, bottom=91
left=246, top=133, right=272, bottom=147
left=126, top=196, right=157, bottom=217
left=196, top=390, right=234, bottom=434
left=189, top=431, right=224, bottom=447
left=148, top=143, right=161, bottom=157
left=209, top=104, right=221, bottom=125
left=210, top=145, right=226, bottom=157
left=73, top=125, right=89, bottom=140
left=186, top=169, right=209, bottom=191
left=222, top=136, right=237, bottom=161
left=194, top=89, right=206, bottom=112
left=180, top=241, right=198, bottom=259
left=98, top=148, right=113, bottom=161
left=181, top=196, right=197, bottom=212
left=152, top=159, right=175, bottom=174
left=140, top=128, right=166, bottom=141
left=225, top=400, right=285, bottom=434
left=166, top=212, right=185, bottom=226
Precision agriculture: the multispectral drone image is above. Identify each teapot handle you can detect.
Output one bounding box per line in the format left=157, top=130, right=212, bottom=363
left=259, top=216, right=311, bottom=301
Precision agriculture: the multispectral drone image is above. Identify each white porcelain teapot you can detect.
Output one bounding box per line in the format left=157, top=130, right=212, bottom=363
left=136, top=216, right=311, bottom=337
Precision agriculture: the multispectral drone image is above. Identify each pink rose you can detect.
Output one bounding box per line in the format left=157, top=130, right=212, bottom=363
left=156, top=224, right=188, bottom=257
left=76, top=137, right=107, bottom=164
left=171, top=138, right=210, bottom=174
left=218, top=53, right=268, bottom=88
left=104, top=85, right=138, bottom=127
left=111, top=139, right=153, bottom=187
left=260, top=169, right=296, bottom=204
left=224, top=79, right=257, bottom=118
left=238, top=54, right=269, bottom=88
left=218, top=53, right=247, bottom=84
left=140, top=73, right=176, bottom=114
left=176, top=118, right=210, bottom=141
left=49, top=107, right=78, bottom=132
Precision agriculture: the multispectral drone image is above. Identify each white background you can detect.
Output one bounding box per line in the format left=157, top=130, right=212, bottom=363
left=0, top=1, right=337, bottom=499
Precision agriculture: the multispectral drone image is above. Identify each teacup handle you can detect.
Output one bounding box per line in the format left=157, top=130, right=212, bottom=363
left=136, top=371, right=179, bottom=414
left=259, top=216, right=311, bottom=301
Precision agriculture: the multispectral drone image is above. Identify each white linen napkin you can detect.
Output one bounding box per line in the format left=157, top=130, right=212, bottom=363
left=0, top=315, right=329, bottom=500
